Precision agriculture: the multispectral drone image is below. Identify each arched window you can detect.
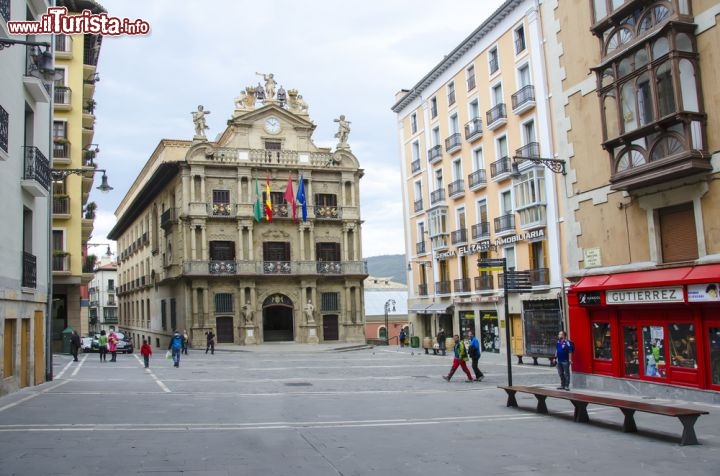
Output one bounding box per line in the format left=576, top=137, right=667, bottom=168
left=650, top=135, right=685, bottom=162
left=652, top=37, right=670, bottom=59
left=616, top=148, right=646, bottom=173
left=678, top=59, right=699, bottom=112
left=606, top=27, right=633, bottom=55
left=676, top=33, right=692, bottom=52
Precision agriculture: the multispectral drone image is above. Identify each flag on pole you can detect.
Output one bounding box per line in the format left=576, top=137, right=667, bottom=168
left=253, top=178, right=262, bottom=222
left=296, top=173, right=307, bottom=222
left=284, top=173, right=296, bottom=222
left=264, top=175, right=273, bottom=222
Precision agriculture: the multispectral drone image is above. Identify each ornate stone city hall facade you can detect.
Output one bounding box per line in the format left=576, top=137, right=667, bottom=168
left=108, top=75, right=367, bottom=348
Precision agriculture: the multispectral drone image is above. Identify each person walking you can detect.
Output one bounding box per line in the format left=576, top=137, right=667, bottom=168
left=399, top=328, right=406, bottom=347
left=108, top=329, right=119, bottom=362
left=443, top=335, right=473, bottom=382
left=205, top=330, right=215, bottom=355
left=555, top=330, right=574, bottom=390
left=437, top=328, right=446, bottom=356
left=168, top=330, right=183, bottom=368
left=467, top=331, right=484, bottom=381
left=70, top=330, right=81, bottom=362
left=97, top=330, right=108, bottom=362
left=140, top=339, right=152, bottom=368
left=182, top=330, right=189, bottom=355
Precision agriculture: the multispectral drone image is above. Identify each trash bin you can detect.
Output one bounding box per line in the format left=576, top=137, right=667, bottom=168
left=62, top=327, right=74, bottom=354
left=410, top=336, right=420, bottom=348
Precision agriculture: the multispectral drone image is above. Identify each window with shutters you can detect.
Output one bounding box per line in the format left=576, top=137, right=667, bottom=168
left=263, top=241, right=290, bottom=261
left=321, top=292, right=339, bottom=311
left=210, top=241, right=235, bottom=261
left=658, top=203, right=697, bottom=263
left=316, top=242, right=340, bottom=261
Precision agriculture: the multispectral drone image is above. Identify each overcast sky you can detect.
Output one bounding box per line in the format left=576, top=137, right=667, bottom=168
left=87, top=0, right=506, bottom=259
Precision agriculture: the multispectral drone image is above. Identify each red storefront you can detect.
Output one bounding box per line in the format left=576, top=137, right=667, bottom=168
left=567, top=264, right=720, bottom=392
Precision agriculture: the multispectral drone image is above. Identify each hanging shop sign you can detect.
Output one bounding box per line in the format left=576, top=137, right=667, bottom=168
left=687, top=283, right=720, bottom=302
left=605, top=286, right=683, bottom=305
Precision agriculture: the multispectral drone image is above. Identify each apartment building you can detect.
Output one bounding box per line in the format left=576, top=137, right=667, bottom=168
left=393, top=0, right=565, bottom=360
left=88, top=260, right=117, bottom=335
left=50, top=0, right=106, bottom=344
left=0, top=0, right=52, bottom=395
left=108, top=75, right=368, bottom=349
left=546, top=0, right=720, bottom=396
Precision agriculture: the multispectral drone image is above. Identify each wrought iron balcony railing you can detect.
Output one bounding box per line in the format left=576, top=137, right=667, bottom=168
left=486, top=103, right=507, bottom=126
left=444, top=133, right=461, bottom=153
left=474, top=274, right=494, bottom=291
left=468, top=169, right=487, bottom=189
left=490, top=156, right=512, bottom=178
left=471, top=221, right=491, bottom=240
left=22, top=251, right=36, bottom=288
left=464, top=118, right=482, bottom=141
left=447, top=179, right=464, bottom=197
left=494, top=214, right=516, bottom=233
left=511, top=85, right=535, bottom=112
left=22, top=146, right=51, bottom=191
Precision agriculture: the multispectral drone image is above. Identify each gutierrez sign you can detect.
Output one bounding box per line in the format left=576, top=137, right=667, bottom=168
left=605, top=287, right=684, bottom=305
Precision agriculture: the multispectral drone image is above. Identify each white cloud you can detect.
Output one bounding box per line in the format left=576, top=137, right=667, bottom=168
left=89, top=0, right=506, bottom=257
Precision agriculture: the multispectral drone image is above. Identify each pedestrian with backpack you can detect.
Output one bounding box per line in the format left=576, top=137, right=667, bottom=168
left=442, top=335, right=474, bottom=382
left=467, top=331, right=484, bottom=381
left=168, top=330, right=183, bottom=367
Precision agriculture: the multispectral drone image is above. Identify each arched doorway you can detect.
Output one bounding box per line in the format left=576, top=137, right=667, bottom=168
left=216, top=316, right=234, bottom=343
left=262, top=294, right=294, bottom=342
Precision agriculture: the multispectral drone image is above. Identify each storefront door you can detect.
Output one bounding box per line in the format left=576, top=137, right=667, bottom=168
left=705, top=321, right=720, bottom=390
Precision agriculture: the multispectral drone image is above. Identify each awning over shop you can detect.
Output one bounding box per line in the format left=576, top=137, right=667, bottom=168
left=408, top=304, right=430, bottom=312
left=425, top=303, right=453, bottom=313
left=570, top=264, right=720, bottom=291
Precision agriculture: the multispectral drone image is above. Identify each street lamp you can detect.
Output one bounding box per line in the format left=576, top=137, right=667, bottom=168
left=384, top=299, right=396, bottom=346
left=51, top=168, right=114, bottom=192
left=0, top=38, right=60, bottom=82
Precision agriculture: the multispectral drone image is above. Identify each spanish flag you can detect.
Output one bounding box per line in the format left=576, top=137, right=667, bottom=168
left=264, top=176, right=273, bottom=222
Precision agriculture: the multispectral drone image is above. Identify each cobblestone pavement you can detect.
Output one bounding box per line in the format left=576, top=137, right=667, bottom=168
left=0, top=345, right=717, bottom=475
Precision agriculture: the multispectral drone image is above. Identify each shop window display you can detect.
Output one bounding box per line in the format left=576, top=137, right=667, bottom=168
left=623, top=325, right=639, bottom=376
left=709, top=327, right=720, bottom=385
left=669, top=323, right=696, bottom=369
left=592, top=322, right=612, bottom=360
left=642, top=325, right=666, bottom=378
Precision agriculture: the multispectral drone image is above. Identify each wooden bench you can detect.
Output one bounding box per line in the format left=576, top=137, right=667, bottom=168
left=499, top=385, right=709, bottom=446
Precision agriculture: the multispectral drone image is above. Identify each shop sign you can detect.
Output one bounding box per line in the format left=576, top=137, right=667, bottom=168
left=687, top=283, right=720, bottom=302
left=494, top=229, right=545, bottom=246
left=606, top=287, right=683, bottom=305
left=578, top=292, right=601, bottom=305
left=583, top=248, right=602, bottom=268
left=437, top=229, right=545, bottom=260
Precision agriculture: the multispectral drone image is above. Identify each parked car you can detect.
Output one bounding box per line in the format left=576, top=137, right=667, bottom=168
left=115, top=332, right=134, bottom=354
left=81, top=331, right=133, bottom=354
left=81, top=335, right=98, bottom=352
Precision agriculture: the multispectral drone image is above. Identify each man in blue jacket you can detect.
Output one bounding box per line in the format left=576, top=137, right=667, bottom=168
left=555, top=330, right=574, bottom=390
left=168, top=330, right=183, bottom=368
left=467, top=331, right=483, bottom=381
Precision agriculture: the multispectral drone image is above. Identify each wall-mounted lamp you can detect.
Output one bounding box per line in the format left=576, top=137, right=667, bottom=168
left=511, top=143, right=566, bottom=178
left=0, top=39, right=60, bottom=82
left=51, top=168, right=113, bottom=192
left=87, top=242, right=112, bottom=257
left=84, top=72, right=100, bottom=84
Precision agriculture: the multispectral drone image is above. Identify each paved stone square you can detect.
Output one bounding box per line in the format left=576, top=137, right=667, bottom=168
left=0, top=345, right=718, bottom=475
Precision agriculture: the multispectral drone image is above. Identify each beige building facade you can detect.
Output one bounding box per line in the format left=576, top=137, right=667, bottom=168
left=108, top=76, right=367, bottom=349
left=393, top=0, right=566, bottom=360
left=546, top=0, right=720, bottom=396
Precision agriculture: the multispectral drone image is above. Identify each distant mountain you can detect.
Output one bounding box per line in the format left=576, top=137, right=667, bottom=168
left=365, top=254, right=407, bottom=285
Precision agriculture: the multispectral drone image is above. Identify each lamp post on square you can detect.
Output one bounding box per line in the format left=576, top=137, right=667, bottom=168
left=384, top=299, right=396, bottom=346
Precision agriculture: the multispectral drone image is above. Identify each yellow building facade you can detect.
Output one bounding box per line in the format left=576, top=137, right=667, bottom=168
left=50, top=0, right=105, bottom=344
left=548, top=0, right=720, bottom=396
left=393, top=0, right=566, bottom=361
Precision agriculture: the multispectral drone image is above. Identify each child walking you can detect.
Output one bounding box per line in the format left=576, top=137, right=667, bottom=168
left=140, top=339, right=152, bottom=368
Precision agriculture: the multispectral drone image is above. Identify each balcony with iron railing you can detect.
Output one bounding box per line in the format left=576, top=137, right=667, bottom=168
left=435, top=280, right=451, bottom=295
left=22, top=146, right=51, bottom=196
left=494, top=213, right=516, bottom=234
left=447, top=179, right=464, bottom=198
left=471, top=221, right=491, bottom=240
left=22, top=251, right=36, bottom=288
left=413, top=198, right=423, bottom=213
left=515, top=141, right=540, bottom=160
left=468, top=169, right=487, bottom=190
left=450, top=228, right=467, bottom=245
left=182, top=260, right=368, bottom=277
left=54, top=87, right=72, bottom=109
left=416, top=241, right=427, bottom=255
left=418, top=283, right=428, bottom=296
left=529, top=268, right=550, bottom=286
left=160, top=208, right=178, bottom=229
left=490, top=156, right=512, bottom=179
left=52, top=252, right=70, bottom=272
left=511, top=85, right=535, bottom=114
left=444, top=133, right=461, bottom=153
left=208, top=202, right=235, bottom=217
left=486, top=103, right=507, bottom=131
left=474, top=274, right=494, bottom=292
left=464, top=118, right=483, bottom=142
left=427, top=145, right=442, bottom=164
left=429, top=188, right=445, bottom=205
left=53, top=195, right=70, bottom=217
left=454, top=278, right=471, bottom=294
left=52, top=141, right=70, bottom=162
left=411, top=159, right=421, bottom=174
